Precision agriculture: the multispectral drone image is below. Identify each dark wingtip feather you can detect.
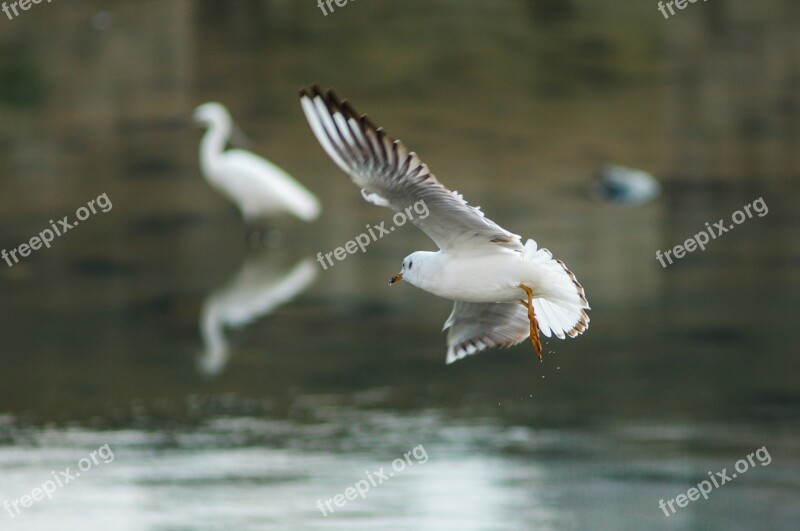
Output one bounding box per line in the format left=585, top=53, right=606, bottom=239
left=300, top=83, right=325, bottom=98
left=325, top=88, right=340, bottom=106
left=305, top=86, right=382, bottom=140
left=340, top=99, right=361, bottom=120
left=361, top=114, right=379, bottom=132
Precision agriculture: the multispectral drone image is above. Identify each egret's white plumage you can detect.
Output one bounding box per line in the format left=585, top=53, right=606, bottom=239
left=194, top=102, right=321, bottom=222
left=198, top=254, right=318, bottom=376
left=300, top=86, right=589, bottom=364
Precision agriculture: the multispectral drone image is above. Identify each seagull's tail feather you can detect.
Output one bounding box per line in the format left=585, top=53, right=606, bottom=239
left=522, top=239, right=590, bottom=340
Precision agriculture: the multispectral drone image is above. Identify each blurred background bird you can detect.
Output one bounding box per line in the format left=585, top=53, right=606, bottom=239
left=198, top=252, right=318, bottom=377
left=193, top=102, right=321, bottom=246
left=590, top=164, right=661, bottom=206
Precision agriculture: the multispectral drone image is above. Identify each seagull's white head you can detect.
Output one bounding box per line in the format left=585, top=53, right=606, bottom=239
left=193, top=102, right=231, bottom=130
left=390, top=251, right=436, bottom=287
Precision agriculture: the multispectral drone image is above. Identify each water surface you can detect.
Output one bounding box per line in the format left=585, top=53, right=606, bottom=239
left=0, top=0, right=798, bottom=529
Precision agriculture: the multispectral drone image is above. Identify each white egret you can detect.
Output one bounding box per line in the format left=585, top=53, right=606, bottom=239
left=194, top=102, right=321, bottom=225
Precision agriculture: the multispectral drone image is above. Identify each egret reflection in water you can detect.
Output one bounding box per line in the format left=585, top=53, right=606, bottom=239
left=198, top=251, right=318, bottom=376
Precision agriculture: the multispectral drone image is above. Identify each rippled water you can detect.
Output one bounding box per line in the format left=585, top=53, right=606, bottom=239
left=0, top=0, right=798, bottom=529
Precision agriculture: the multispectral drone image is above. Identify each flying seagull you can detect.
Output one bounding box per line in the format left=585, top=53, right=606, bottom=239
left=299, top=86, right=589, bottom=364
left=194, top=102, right=321, bottom=223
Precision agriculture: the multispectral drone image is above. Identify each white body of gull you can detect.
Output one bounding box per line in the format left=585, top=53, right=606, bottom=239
left=300, top=86, right=590, bottom=364
left=194, top=102, right=321, bottom=222
left=199, top=254, right=318, bottom=376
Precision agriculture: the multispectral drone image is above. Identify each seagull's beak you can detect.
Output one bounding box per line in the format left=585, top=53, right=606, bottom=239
left=389, top=273, right=403, bottom=285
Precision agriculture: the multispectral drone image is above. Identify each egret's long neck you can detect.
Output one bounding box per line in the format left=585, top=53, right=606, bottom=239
left=199, top=116, right=231, bottom=178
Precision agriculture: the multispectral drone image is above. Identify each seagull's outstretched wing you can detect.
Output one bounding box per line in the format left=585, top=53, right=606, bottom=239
left=443, top=301, right=531, bottom=364
left=299, top=85, right=521, bottom=253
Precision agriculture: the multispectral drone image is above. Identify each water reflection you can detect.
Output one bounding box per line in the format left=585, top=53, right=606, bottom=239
left=198, top=252, right=317, bottom=376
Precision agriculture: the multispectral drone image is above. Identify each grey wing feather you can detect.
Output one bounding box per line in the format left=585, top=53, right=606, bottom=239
left=299, top=85, right=521, bottom=253
left=443, top=301, right=531, bottom=364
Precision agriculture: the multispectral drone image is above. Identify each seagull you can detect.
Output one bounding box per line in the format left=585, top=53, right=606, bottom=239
left=194, top=102, right=321, bottom=224
left=299, top=86, right=590, bottom=364
left=591, top=164, right=661, bottom=205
